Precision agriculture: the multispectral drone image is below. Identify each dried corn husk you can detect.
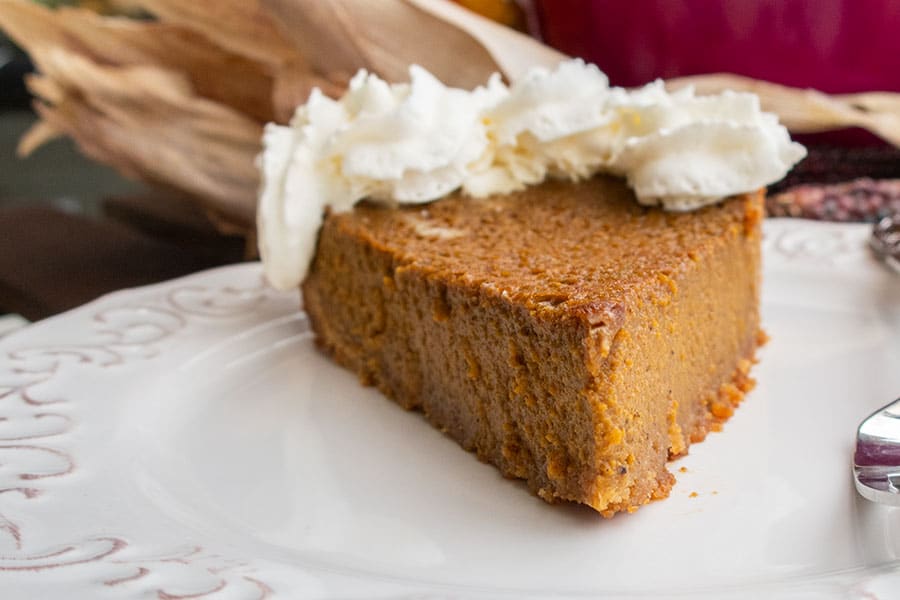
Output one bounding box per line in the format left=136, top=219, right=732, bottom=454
left=130, top=0, right=334, bottom=121
left=132, top=0, right=298, bottom=69
left=667, top=74, right=900, bottom=148
left=261, top=0, right=562, bottom=90
left=28, top=49, right=263, bottom=225
left=405, top=0, right=563, bottom=82
left=0, top=0, right=278, bottom=122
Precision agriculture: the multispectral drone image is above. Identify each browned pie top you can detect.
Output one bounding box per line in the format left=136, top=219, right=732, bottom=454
left=322, top=176, right=762, bottom=318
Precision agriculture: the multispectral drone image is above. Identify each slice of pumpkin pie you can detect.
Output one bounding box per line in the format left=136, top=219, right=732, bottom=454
left=257, top=60, right=804, bottom=515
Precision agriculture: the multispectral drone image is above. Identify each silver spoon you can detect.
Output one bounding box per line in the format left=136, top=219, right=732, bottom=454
left=855, top=398, right=900, bottom=506
left=871, top=213, right=900, bottom=273
left=854, top=217, right=900, bottom=505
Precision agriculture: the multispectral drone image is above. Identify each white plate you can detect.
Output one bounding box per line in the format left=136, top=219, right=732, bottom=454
left=1, top=219, right=899, bottom=600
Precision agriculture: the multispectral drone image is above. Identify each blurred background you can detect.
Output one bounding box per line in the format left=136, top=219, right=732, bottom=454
left=0, top=0, right=147, bottom=215
left=0, top=0, right=244, bottom=325
left=2, top=0, right=899, bottom=327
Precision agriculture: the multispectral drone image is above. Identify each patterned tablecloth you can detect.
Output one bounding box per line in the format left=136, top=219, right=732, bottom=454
left=767, top=145, right=900, bottom=221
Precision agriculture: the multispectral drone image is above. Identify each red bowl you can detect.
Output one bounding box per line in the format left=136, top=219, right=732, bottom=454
left=536, top=0, right=900, bottom=94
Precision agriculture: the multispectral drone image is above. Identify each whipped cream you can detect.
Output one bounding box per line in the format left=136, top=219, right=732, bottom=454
left=258, top=59, right=805, bottom=290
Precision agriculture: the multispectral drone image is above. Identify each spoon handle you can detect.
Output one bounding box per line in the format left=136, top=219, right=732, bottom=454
left=871, top=215, right=900, bottom=273
left=854, top=397, right=900, bottom=505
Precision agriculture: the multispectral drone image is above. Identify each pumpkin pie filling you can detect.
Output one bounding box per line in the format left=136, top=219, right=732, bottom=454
left=301, top=176, right=764, bottom=515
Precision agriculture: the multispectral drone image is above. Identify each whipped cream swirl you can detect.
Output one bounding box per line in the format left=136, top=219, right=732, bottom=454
left=259, top=59, right=806, bottom=289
